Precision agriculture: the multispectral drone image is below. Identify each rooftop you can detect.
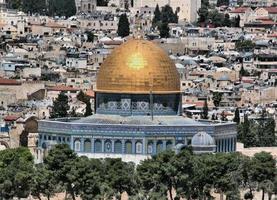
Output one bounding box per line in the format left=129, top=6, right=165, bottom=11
left=66, top=114, right=222, bottom=126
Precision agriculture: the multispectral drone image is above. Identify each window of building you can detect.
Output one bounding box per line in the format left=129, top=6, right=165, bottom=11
left=147, top=142, right=153, bottom=154
left=136, top=142, right=142, bottom=154
left=105, top=140, right=112, bottom=152
left=74, top=140, right=81, bottom=151
left=125, top=141, right=132, bottom=154
left=84, top=139, right=91, bottom=152
left=114, top=140, right=122, bottom=153
left=94, top=139, right=102, bottom=153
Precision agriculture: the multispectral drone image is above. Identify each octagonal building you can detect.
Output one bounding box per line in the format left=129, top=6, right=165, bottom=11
left=38, top=39, right=237, bottom=163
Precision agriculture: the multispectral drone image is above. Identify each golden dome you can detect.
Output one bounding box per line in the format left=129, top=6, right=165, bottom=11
left=96, top=39, right=180, bottom=94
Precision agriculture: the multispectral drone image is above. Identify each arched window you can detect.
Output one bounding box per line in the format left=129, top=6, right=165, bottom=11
left=114, top=140, right=122, bottom=153
left=84, top=139, right=91, bottom=152
left=156, top=140, right=163, bottom=153
left=105, top=140, right=112, bottom=153
left=166, top=141, right=172, bottom=150
left=147, top=141, right=153, bottom=154
left=74, top=139, right=81, bottom=152
left=125, top=141, right=132, bottom=154
left=136, top=141, right=143, bottom=154
left=94, top=139, right=102, bottom=153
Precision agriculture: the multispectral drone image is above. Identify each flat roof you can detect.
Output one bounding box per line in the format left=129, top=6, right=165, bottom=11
left=70, top=114, right=209, bottom=126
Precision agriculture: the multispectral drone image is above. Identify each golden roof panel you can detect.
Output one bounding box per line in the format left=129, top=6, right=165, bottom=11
left=96, top=39, right=180, bottom=94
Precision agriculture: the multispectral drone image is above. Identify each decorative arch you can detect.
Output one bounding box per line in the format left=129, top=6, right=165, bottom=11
left=0, top=141, right=9, bottom=150
left=166, top=140, right=173, bottom=150
left=125, top=140, right=132, bottom=154
left=104, top=139, right=112, bottom=153
left=74, top=139, right=81, bottom=152
left=147, top=141, right=153, bottom=154
left=94, top=139, right=102, bottom=153
left=156, top=140, right=163, bottom=153
left=20, top=116, right=39, bottom=147
left=84, top=139, right=91, bottom=152
left=114, top=140, right=122, bottom=153
left=135, top=141, right=143, bottom=154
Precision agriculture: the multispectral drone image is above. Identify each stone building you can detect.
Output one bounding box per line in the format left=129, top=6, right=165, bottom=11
left=75, top=0, right=97, bottom=13
left=38, top=39, right=237, bottom=164
left=132, top=0, right=201, bottom=22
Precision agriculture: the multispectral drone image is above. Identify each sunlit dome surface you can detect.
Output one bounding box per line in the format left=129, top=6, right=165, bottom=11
left=96, top=39, right=180, bottom=94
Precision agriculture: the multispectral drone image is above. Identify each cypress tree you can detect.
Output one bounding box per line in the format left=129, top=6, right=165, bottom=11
left=50, top=92, right=70, bottom=118
left=84, top=101, right=92, bottom=117
left=152, top=4, right=161, bottom=27
left=202, top=99, right=209, bottom=119
left=233, top=107, right=240, bottom=124
left=158, top=22, right=169, bottom=38
left=117, top=14, right=130, bottom=37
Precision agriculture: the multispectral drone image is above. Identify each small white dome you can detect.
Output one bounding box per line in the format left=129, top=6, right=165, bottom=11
left=191, top=131, right=215, bottom=147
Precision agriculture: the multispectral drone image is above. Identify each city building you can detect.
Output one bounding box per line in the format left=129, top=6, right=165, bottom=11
left=132, top=0, right=201, bottom=22
left=38, top=39, right=237, bottom=163
left=75, top=0, right=97, bottom=13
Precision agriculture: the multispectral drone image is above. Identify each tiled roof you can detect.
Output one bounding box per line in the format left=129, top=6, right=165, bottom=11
left=264, top=7, right=277, bottom=14
left=85, top=89, right=95, bottom=98
left=230, top=7, right=250, bottom=13
left=4, top=115, right=20, bottom=122
left=0, top=78, right=21, bottom=85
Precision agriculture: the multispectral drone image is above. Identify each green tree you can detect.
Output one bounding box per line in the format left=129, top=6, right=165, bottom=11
left=223, top=14, right=231, bottom=27
left=174, top=150, right=197, bottom=199
left=84, top=102, right=92, bottom=116
left=103, top=158, right=136, bottom=198
left=217, top=0, right=229, bottom=6
left=212, top=92, right=223, bottom=107
left=6, top=0, right=22, bottom=9
left=77, top=90, right=90, bottom=103
left=235, top=15, right=240, bottom=27
left=158, top=22, right=170, bottom=38
left=250, top=152, right=276, bottom=200
left=237, top=0, right=243, bottom=6
left=77, top=90, right=93, bottom=116
left=233, top=107, right=240, bottom=124
left=208, top=9, right=225, bottom=27
left=50, top=92, right=70, bottom=118
left=239, top=65, right=250, bottom=77
left=68, top=157, right=103, bottom=200
left=48, top=0, right=76, bottom=17
left=211, top=153, right=243, bottom=200
left=237, top=114, right=258, bottom=147
left=235, top=40, right=255, bottom=52
left=44, top=144, right=78, bottom=200
left=198, top=0, right=209, bottom=24
left=154, top=151, right=178, bottom=200
left=0, top=148, right=34, bottom=199
left=97, top=0, right=109, bottom=6
left=85, top=31, right=95, bottom=42
left=137, top=157, right=167, bottom=199
left=201, top=99, right=209, bottom=119
left=160, top=5, right=178, bottom=24
left=22, top=0, right=46, bottom=14
left=152, top=4, right=161, bottom=27
left=30, top=164, right=59, bottom=200
left=117, top=13, right=130, bottom=37
left=256, top=111, right=276, bottom=147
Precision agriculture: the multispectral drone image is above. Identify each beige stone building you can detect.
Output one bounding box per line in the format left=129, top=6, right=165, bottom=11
left=75, top=0, right=97, bottom=13
left=240, top=86, right=277, bottom=106
left=133, top=0, right=201, bottom=22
